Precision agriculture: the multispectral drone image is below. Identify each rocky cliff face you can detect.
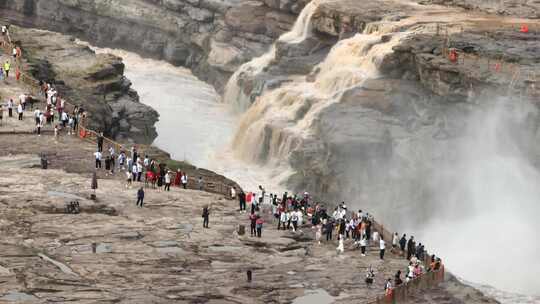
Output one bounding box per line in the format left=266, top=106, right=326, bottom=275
left=224, top=0, right=540, bottom=224
left=12, top=26, right=159, bottom=143
left=0, top=0, right=307, bottom=93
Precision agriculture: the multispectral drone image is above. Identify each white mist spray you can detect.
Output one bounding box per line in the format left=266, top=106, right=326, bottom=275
left=417, top=99, right=540, bottom=300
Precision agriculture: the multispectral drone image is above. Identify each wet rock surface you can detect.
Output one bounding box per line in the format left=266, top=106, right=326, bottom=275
left=0, top=154, right=412, bottom=303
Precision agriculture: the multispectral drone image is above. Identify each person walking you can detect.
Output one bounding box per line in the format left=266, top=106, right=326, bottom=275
left=278, top=208, right=287, bottom=230
left=360, top=234, right=367, bottom=256
left=17, top=102, right=23, bottom=120
left=202, top=206, right=210, bottom=228
left=239, top=190, right=247, bottom=212
left=336, top=235, right=344, bottom=254
left=255, top=216, right=263, bottom=238
left=392, top=232, right=399, bottom=253
left=197, top=176, right=204, bottom=190
left=136, top=187, right=144, bottom=207
left=249, top=212, right=257, bottom=237
left=407, top=236, right=416, bottom=260
left=399, top=234, right=407, bottom=255
left=291, top=209, right=299, bottom=232
left=4, top=60, right=10, bottom=78
left=7, top=98, right=13, bottom=117
left=164, top=171, right=171, bottom=191
left=181, top=173, right=188, bottom=189
left=104, top=155, right=111, bottom=175
left=325, top=219, right=333, bottom=241
left=94, top=150, right=102, bottom=169
left=384, top=278, right=393, bottom=297
left=365, top=267, right=375, bottom=287
left=137, top=161, right=143, bottom=182
left=97, top=131, right=104, bottom=152
left=379, top=236, right=386, bottom=260
left=315, top=224, right=322, bottom=245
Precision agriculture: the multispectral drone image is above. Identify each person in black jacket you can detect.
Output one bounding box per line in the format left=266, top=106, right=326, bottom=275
left=238, top=190, right=246, bottom=212
left=407, top=236, right=416, bottom=260
left=97, top=131, right=104, bottom=152
left=202, top=206, right=210, bottom=228
left=136, top=187, right=144, bottom=207
left=399, top=234, right=407, bottom=254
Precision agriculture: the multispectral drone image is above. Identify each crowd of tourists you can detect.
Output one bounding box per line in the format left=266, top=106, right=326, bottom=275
left=233, top=186, right=444, bottom=295
left=91, top=138, right=206, bottom=208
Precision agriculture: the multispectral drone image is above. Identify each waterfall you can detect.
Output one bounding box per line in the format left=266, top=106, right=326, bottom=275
left=232, top=33, right=408, bottom=166
left=222, top=1, right=319, bottom=111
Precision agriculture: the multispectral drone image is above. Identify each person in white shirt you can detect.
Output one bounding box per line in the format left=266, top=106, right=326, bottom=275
left=7, top=98, right=13, bottom=117
left=291, top=210, right=299, bottom=232
left=279, top=211, right=288, bottom=230
left=94, top=151, right=102, bottom=169
left=61, top=111, right=68, bottom=127
left=181, top=173, right=188, bottom=189
left=230, top=186, right=236, bottom=200
left=125, top=171, right=132, bottom=188
left=136, top=162, right=143, bottom=181
left=132, top=164, right=138, bottom=180
left=118, top=153, right=126, bottom=171
left=17, top=103, right=23, bottom=120
left=379, top=237, right=386, bottom=260
left=392, top=232, right=399, bottom=253
left=360, top=235, right=367, bottom=256
left=164, top=171, right=172, bottom=191
left=108, top=147, right=115, bottom=169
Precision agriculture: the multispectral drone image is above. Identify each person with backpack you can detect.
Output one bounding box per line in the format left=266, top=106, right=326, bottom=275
left=399, top=234, right=407, bottom=255
left=202, top=206, right=210, bottom=228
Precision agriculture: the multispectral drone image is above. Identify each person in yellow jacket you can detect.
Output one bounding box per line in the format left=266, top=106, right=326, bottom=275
left=4, top=60, right=10, bottom=78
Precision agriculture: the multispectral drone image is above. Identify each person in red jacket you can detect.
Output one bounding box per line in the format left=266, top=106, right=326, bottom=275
left=256, top=216, right=264, bottom=238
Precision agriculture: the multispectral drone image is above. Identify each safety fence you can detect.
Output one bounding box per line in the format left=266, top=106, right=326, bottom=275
left=1, top=29, right=236, bottom=197
left=366, top=220, right=445, bottom=303
left=432, top=23, right=539, bottom=97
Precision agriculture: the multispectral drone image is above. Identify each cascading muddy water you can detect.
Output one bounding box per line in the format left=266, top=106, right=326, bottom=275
left=223, top=0, right=319, bottom=111
left=232, top=32, right=408, bottom=168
